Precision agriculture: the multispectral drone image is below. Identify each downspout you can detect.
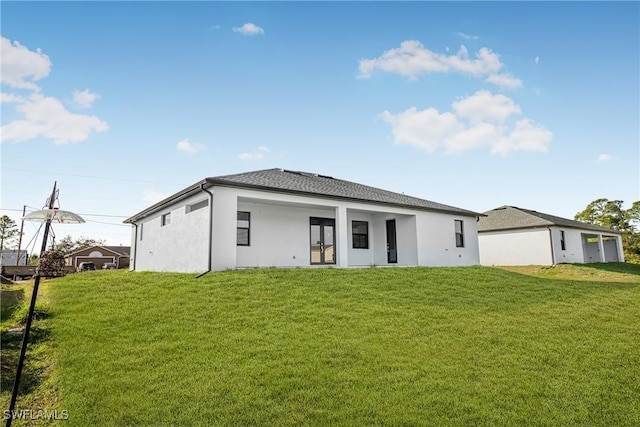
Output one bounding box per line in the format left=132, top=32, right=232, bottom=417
left=196, top=183, right=214, bottom=278
left=547, top=226, right=556, bottom=265
left=132, top=223, right=138, bottom=271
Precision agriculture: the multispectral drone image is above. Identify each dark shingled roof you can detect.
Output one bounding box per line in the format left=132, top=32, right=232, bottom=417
left=205, top=169, right=480, bottom=216
left=103, top=246, right=130, bottom=256
left=125, top=168, right=480, bottom=222
left=478, top=206, right=623, bottom=234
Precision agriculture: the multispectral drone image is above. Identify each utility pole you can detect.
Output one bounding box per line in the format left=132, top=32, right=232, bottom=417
left=6, top=184, right=56, bottom=427
left=15, top=205, right=26, bottom=266
left=5, top=185, right=83, bottom=427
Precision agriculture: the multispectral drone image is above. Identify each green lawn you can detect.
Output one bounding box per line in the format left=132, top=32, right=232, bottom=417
left=2, top=265, right=639, bottom=426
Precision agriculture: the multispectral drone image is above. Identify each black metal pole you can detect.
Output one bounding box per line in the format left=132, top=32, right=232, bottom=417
left=6, top=183, right=56, bottom=427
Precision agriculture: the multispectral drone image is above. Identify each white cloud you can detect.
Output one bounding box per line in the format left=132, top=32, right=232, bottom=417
left=72, top=89, right=99, bottom=109
left=1, top=93, right=108, bottom=144
left=1, top=92, right=23, bottom=104
left=596, top=153, right=615, bottom=163
left=456, top=32, right=479, bottom=41
left=142, top=190, right=172, bottom=205
left=535, top=56, right=540, bottom=65
left=233, top=23, right=264, bottom=36
left=238, top=146, right=270, bottom=160
left=358, top=40, right=521, bottom=89
left=484, top=72, right=522, bottom=89
left=444, top=122, right=501, bottom=154
left=176, top=138, right=206, bottom=153
left=491, top=118, right=552, bottom=156
left=381, top=90, right=552, bottom=157
left=1, top=36, right=51, bottom=90
left=380, top=107, right=460, bottom=153
left=1, top=37, right=107, bottom=145
left=453, top=90, right=522, bottom=123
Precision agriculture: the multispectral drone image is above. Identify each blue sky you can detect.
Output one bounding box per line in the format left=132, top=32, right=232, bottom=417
left=1, top=1, right=638, bottom=251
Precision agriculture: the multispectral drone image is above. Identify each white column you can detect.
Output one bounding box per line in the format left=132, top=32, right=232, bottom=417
left=597, top=234, right=605, bottom=263
left=211, top=187, right=238, bottom=271
left=335, top=205, right=349, bottom=267
left=616, top=235, right=625, bottom=262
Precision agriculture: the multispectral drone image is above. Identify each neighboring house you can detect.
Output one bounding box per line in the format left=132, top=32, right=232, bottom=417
left=65, top=245, right=131, bottom=270
left=478, top=206, right=624, bottom=266
left=0, top=250, right=28, bottom=266
left=124, top=168, right=482, bottom=273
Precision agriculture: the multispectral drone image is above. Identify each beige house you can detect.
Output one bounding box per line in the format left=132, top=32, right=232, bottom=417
left=65, top=246, right=131, bottom=269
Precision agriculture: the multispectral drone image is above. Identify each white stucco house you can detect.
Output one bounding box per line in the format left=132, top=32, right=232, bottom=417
left=124, top=168, right=482, bottom=273
left=478, top=206, right=624, bottom=266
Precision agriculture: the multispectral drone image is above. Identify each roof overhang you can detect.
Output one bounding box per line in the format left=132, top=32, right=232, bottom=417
left=124, top=177, right=483, bottom=224
left=479, top=224, right=624, bottom=235
left=123, top=180, right=209, bottom=223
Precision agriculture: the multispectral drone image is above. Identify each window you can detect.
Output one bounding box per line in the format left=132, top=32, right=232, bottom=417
left=237, top=211, right=250, bottom=246
left=139, top=223, right=143, bottom=241
left=560, top=230, right=566, bottom=250
left=352, top=221, right=369, bottom=249
left=186, top=199, right=208, bottom=213
left=161, top=213, right=171, bottom=226
left=455, top=220, right=464, bottom=248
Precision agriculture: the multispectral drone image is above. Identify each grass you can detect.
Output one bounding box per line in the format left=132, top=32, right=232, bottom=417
left=498, top=262, right=640, bottom=283
left=1, top=284, right=25, bottom=329
left=1, top=265, right=639, bottom=426
left=1, top=281, right=59, bottom=426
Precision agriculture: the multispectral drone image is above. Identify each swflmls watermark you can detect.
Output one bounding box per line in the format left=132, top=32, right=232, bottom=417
left=2, top=409, right=69, bottom=421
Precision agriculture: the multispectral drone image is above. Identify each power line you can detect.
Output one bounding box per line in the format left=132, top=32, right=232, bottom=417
left=76, top=213, right=129, bottom=218
left=2, top=188, right=155, bottom=204
left=0, top=207, right=129, bottom=218
left=85, top=220, right=129, bottom=227
left=3, top=166, right=183, bottom=186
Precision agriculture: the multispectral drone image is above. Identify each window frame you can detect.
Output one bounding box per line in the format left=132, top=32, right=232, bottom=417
left=237, top=211, right=250, bottom=246
left=454, top=219, right=464, bottom=248
left=352, top=220, right=369, bottom=249
left=161, top=213, right=171, bottom=227
left=186, top=199, right=208, bottom=214
left=560, top=230, right=566, bottom=251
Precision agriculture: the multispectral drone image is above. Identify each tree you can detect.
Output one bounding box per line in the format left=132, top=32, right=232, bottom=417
left=575, top=198, right=640, bottom=263
left=55, top=235, right=106, bottom=255
left=627, top=201, right=640, bottom=231
left=574, top=198, right=630, bottom=231
left=0, top=215, right=20, bottom=251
